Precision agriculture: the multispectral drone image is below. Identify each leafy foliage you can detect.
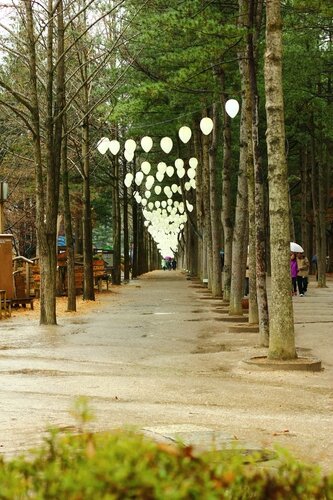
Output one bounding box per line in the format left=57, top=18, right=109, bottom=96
left=0, top=401, right=331, bottom=499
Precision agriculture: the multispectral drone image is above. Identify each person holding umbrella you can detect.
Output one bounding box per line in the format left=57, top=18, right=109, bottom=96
left=290, top=252, right=298, bottom=296
left=297, top=252, right=310, bottom=296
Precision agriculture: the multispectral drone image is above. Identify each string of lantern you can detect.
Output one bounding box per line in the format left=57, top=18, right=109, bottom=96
left=97, top=99, right=239, bottom=259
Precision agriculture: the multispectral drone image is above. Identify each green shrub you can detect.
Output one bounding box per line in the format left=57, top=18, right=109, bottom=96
left=0, top=429, right=332, bottom=499
left=0, top=400, right=331, bottom=499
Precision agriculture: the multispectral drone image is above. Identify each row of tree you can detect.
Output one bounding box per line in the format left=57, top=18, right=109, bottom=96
left=0, top=0, right=332, bottom=360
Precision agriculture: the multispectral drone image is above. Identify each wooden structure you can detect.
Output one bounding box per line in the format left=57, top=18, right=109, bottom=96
left=12, top=256, right=34, bottom=309
left=0, top=290, right=11, bottom=319
left=0, top=234, right=14, bottom=299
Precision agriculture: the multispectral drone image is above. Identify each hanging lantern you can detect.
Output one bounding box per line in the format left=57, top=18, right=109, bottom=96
left=166, top=165, right=174, bottom=177
left=171, top=184, right=178, bottom=193
left=155, top=185, right=162, bottom=195
left=145, top=175, right=155, bottom=190
left=124, top=172, right=133, bottom=188
left=156, top=172, right=164, bottom=183
left=178, top=126, right=192, bottom=144
left=124, top=150, right=134, bottom=162
left=125, top=138, right=137, bottom=152
left=225, top=99, right=240, bottom=118
left=189, top=157, right=198, bottom=169
left=187, top=168, right=196, bottom=179
left=141, top=136, right=153, bottom=152
left=160, top=137, right=173, bottom=154
left=157, top=162, right=167, bottom=174
left=177, top=168, right=185, bottom=179
left=135, top=171, right=144, bottom=186
left=109, top=139, right=121, bottom=155
left=186, top=201, right=194, bottom=212
left=175, top=158, right=184, bottom=169
left=199, top=117, right=213, bottom=135
left=141, top=161, right=151, bottom=175
left=97, top=137, right=110, bottom=155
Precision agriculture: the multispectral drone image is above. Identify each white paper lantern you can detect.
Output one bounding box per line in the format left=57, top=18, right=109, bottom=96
left=124, top=172, right=133, bottom=188
left=186, top=201, right=194, bottom=212
left=167, top=198, right=173, bottom=206
left=156, top=172, right=164, bottom=183
left=166, top=165, right=174, bottom=177
left=161, top=200, right=167, bottom=208
left=190, top=178, right=196, bottom=189
left=97, top=137, right=110, bottom=155
left=141, top=198, right=147, bottom=206
left=175, top=158, right=184, bottom=169
left=155, top=185, right=162, bottom=195
left=146, top=175, right=155, bottom=189
left=163, top=186, right=171, bottom=195
left=189, top=157, right=198, bottom=169
left=124, top=149, right=134, bottom=162
left=184, top=181, right=191, bottom=191
left=177, top=168, right=186, bottom=179
left=145, top=190, right=151, bottom=199
left=187, top=168, right=196, bottom=179
left=160, top=137, right=173, bottom=154
left=199, top=117, right=214, bottom=135
left=125, top=139, right=137, bottom=152
left=109, top=139, right=121, bottom=155
left=141, top=136, right=153, bottom=152
left=155, top=200, right=161, bottom=208
left=141, top=161, right=151, bottom=175
left=171, top=184, right=178, bottom=193
left=148, top=202, right=154, bottom=210
left=135, top=171, right=144, bottom=186
left=178, top=126, right=192, bottom=144
left=225, top=99, right=240, bottom=118
left=157, top=162, right=167, bottom=174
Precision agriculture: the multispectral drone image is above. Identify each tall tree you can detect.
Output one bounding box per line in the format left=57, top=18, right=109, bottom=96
left=264, top=0, right=296, bottom=359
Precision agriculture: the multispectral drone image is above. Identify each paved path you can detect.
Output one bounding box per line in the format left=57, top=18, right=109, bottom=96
left=0, top=271, right=332, bottom=471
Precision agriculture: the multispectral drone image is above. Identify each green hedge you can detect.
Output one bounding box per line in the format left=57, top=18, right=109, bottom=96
left=0, top=428, right=332, bottom=499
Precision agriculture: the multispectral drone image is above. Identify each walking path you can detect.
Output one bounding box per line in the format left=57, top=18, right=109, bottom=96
left=0, top=270, right=332, bottom=471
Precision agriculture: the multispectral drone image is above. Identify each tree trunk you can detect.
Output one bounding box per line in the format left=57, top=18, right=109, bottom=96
left=300, top=146, right=308, bottom=256
left=202, top=128, right=212, bottom=287
left=208, top=103, right=222, bottom=297
left=112, top=153, right=122, bottom=285
left=229, top=28, right=250, bottom=316
left=219, top=70, right=233, bottom=302
left=62, top=116, right=76, bottom=311
left=264, top=0, right=296, bottom=360
left=248, top=0, right=269, bottom=345
left=123, top=159, right=130, bottom=282
left=82, top=116, right=95, bottom=301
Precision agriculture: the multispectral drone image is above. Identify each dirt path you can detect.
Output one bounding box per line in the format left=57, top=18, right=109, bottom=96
left=0, top=271, right=332, bottom=472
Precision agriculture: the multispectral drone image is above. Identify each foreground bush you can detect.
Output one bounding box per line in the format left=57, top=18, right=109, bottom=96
left=0, top=427, right=332, bottom=499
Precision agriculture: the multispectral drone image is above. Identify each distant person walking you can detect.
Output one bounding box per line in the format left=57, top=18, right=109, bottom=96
left=297, top=252, right=309, bottom=296
left=171, top=259, right=177, bottom=270
left=290, top=252, right=298, bottom=296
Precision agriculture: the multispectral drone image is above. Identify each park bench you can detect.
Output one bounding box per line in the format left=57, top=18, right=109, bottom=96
left=0, top=290, right=11, bottom=319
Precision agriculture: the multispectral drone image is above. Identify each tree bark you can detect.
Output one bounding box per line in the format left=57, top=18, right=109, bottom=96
left=208, top=103, right=222, bottom=297
left=264, top=0, right=296, bottom=359
left=219, top=70, right=233, bottom=302
left=229, top=24, right=250, bottom=316
left=248, top=0, right=269, bottom=345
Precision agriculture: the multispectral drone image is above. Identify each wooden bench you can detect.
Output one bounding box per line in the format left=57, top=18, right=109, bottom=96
left=11, top=297, right=34, bottom=310
left=0, top=290, right=11, bottom=319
